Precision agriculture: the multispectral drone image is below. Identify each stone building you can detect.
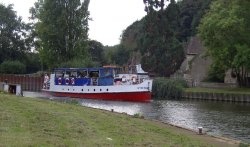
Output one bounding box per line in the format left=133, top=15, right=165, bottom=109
left=173, top=36, right=239, bottom=87
left=172, top=36, right=212, bottom=86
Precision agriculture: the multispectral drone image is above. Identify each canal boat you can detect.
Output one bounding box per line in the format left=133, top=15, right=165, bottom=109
left=43, top=65, right=153, bottom=102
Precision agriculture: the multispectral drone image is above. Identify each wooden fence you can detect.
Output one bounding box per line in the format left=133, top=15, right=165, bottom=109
left=0, top=74, right=43, bottom=91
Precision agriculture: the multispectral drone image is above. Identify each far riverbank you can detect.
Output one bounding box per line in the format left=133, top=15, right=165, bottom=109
left=183, top=88, right=250, bottom=102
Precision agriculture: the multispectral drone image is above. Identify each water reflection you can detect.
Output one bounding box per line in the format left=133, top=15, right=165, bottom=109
left=150, top=100, right=250, bottom=143
left=23, top=91, right=250, bottom=143
left=79, top=99, right=152, bottom=115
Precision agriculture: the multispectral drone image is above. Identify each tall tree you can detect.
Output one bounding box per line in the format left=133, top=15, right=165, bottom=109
left=103, top=45, right=119, bottom=65
left=119, top=20, right=144, bottom=66
left=178, top=0, right=212, bottom=41
left=199, top=0, right=250, bottom=86
left=113, top=45, right=130, bottom=66
left=0, top=4, right=29, bottom=63
left=30, top=0, right=90, bottom=69
left=143, top=0, right=170, bottom=12
left=87, top=40, right=104, bottom=66
left=138, top=0, right=184, bottom=76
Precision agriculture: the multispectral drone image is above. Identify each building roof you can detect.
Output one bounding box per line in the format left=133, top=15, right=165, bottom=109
left=186, top=36, right=204, bottom=55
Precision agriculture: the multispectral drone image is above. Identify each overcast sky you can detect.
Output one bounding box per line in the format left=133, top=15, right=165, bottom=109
left=0, top=0, right=146, bottom=46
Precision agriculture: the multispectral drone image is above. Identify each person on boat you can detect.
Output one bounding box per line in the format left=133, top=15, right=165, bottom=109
left=132, top=76, right=137, bottom=84
left=43, top=73, right=50, bottom=89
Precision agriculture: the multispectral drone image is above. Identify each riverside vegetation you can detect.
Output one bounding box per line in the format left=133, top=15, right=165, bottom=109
left=0, top=92, right=240, bottom=146
left=152, top=79, right=250, bottom=100
left=152, top=78, right=188, bottom=99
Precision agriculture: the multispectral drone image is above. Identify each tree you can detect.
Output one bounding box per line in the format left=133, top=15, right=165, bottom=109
left=103, top=45, right=119, bottom=65
left=143, top=0, right=170, bottom=12
left=178, top=0, right=212, bottom=41
left=0, top=60, right=26, bottom=74
left=30, top=0, right=90, bottom=69
left=199, top=0, right=250, bottom=86
left=0, top=4, right=30, bottom=64
left=138, top=0, right=185, bottom=76
left=87, top=40, right=104, bottom=66
left=113, top=45, right=130, bottom=66
left=119, top=20, right=144, bottom=66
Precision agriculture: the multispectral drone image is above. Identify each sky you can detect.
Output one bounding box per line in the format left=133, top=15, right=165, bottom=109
left=0, top=0, right=146, bottom=46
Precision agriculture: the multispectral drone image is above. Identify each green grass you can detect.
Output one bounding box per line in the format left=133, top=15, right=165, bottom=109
left=185, top=87, right=250, bottom=94
left=0, top=93, right=230, bottom=146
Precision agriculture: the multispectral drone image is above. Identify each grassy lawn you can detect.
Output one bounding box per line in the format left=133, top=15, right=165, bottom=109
left=184, top=87, right=250, bottom=94
left=0, top=92, right=239, bottom=146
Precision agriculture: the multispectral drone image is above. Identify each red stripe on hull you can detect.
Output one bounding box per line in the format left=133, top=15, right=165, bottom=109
left=51, top=92, right=151, bottom=102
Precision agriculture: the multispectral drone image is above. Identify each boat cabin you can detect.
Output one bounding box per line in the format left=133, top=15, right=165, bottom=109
left=53, top=67, right=120, bottom=86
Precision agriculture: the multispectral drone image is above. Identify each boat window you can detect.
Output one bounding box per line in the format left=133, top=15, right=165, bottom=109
left=64, top=71, right=70, bottom=78
left=70, top=71, right=77, bottom=78
left=77, top=70, right=87, bottom=78
left=89, top=71, right=99, bottom=78
left=114, top=68, right=123, bottom=75
left=55, top=70, right=63, bottom=78
left=102, top=69, right=112, bottom=77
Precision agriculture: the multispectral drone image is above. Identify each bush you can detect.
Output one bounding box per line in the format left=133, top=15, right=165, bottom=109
left=25, top=53, right=41, bottom=73
left=0, top=60, right=26, bottom=74
left=152, top=77, right=188, bottom=100
left=204, top=63, right=225, bottom=83
left=59, top=58, right=100, bottom=68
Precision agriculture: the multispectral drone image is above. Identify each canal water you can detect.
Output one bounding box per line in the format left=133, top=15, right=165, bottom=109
left=23, top=91, right=250, bottom=143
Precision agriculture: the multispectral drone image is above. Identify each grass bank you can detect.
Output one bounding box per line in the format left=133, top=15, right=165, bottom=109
left=0, top=93, right=239, bottom=146
left=185, top=87, right=250, bottom=94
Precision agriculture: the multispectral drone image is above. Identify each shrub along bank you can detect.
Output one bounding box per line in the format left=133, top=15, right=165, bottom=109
left=152, top=78, right=188, bottom=99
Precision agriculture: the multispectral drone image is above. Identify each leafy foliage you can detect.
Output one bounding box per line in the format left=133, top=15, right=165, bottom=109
left=204, top=63, right=225, bottom=83
left=0, top=4, right=40, bottom=74
left=143, top=0, right=170, bottom=12
left=152, top=77, right=187, bottom=99
left=58, top=58, right=98, bottom=68
left=24, top=53, right=41, bottom=73
left=119, top=21, right=144, bottom=66
left=113, top=45, right=130, bottom=66
left=178, top=0, right=212, bottom=41
left=0, top=4, right=31, bottom=64
left=143, top=0, right=212, bottom=41
left=103, top=45, right=118, bottom=65
left=0, top=60, right=26, bottom=74
left=120, top=21, right=142, bottom=51
left=199, top=0, right=250, bottom=87
left=87, top=40, right=104, bottom=66
left=138, top=1, right=185, bottom=77
left=104, top=0, right=211, bottom=75
left=103, top=45, right=130, bottom=66
left=30, top=0, right=91, bottom=69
